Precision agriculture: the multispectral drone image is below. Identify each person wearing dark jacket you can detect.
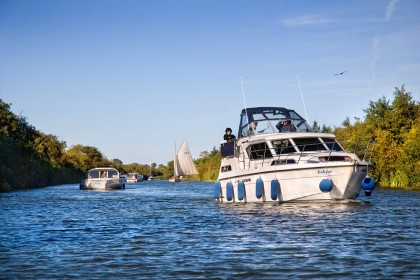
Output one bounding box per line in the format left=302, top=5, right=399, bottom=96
left=223, top=127, right=236, bottom=141
left=276, top=119, right=296, bottom=132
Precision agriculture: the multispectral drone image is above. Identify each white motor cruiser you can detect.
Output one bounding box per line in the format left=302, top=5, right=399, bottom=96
left=81, top=167, right=125, bottom=190
left=127, top=172, right=144, bottom=183
left=214, top=107, right=375, bottom=203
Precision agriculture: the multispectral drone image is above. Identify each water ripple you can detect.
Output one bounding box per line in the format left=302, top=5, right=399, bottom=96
left=1, top=183, right=419, bottom=279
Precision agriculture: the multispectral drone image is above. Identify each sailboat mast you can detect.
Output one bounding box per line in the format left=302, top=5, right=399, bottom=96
left=174, top=142, right=178, bottom=177
left=174, top=143, right=176, bottom=177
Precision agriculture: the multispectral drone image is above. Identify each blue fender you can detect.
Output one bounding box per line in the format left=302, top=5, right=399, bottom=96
left=214, top=181, right=222, bottom=199
left=319, top=179, right=333, bottom=192
left=361, top=176, right=375, bottom=191
left=271, top=179, right=279, bottom=201
left=256, top=178, right=263, bottom=199
left=237, top=181, right=245, bottom=201
left=361, top=176, right=375, bottom=196
left=226, top=182, right=234, bottom=201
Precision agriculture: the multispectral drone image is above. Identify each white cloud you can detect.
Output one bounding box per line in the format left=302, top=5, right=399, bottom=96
left=385, top=0, right=399, bottom=21
left=281, top=15, right=334, bottom=27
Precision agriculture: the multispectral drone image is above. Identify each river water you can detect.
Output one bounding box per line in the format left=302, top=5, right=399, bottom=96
left=1, top=181, right=419, bottom=279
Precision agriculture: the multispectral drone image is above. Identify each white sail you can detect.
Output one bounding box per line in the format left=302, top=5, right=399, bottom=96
left=175, top=141, right=198, bottom=176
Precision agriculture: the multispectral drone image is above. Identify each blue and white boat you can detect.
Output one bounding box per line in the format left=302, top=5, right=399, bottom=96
left=214, top=107, right=375, bottom=203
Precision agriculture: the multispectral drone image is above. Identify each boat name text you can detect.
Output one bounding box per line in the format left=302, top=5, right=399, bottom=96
left=235, top=178, right=251, bottom=183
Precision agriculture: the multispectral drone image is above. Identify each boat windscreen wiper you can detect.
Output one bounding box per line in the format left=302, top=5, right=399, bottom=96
left=258, top=125, right=269, bottom=133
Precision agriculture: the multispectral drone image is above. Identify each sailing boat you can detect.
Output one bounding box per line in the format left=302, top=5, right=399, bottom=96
left=148, top=165, right=155, bottom=181
left=169, top=141, right=198, bottom=182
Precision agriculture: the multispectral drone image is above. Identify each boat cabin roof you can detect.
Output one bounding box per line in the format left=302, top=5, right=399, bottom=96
left=87, top=167, right=119, bottom=172
left=238, top=107, right=311, bottom=138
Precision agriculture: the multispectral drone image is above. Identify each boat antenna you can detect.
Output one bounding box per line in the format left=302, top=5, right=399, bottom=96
left=297, top=74, right=310, bottom=125
left=240, top=75, right=250, bottom=133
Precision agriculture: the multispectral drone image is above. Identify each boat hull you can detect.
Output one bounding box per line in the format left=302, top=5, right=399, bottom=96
left=216, top=163, right=369, bottom=203
left=84, top=178, right=125, bottom=190
left=127, top=178, right=143, bottom=183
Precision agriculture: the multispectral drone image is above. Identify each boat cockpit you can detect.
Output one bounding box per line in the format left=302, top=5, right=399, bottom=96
left=87, top=168, right=119, bottom=179
left=238, top=107, right=311, bottom=138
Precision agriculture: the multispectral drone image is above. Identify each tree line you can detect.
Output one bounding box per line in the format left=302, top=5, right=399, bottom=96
left=1, top=85, right=419, bottom=191
left=0, top=98, right=155, bottom=191
left=333, top=86, right=419, bottom=190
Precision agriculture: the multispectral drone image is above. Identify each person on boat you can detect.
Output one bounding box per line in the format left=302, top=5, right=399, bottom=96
left=223, top=127, right=236, bottom=142
left=249, top=121, right=258, bottom=135
left=277, top=119, right=296, bottom=132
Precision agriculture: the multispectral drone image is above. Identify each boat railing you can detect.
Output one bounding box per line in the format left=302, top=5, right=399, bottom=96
left=363, top=140, right=375, bottom=162
left=336, top=139, right=375, bottom=162
left=240, top=140, right=374, bottom=168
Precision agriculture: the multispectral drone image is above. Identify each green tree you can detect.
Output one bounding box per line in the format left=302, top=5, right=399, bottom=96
left=34, top=133, right=66, bottom=167
left=361, top=86, right=419, bottom=188
left=1, top=98, right=83, bottom=190
left=65, top=145, right=110, bottom=173
left=397, top=112, right=420, bottom=188
left=193, top=147, right=221, bottom=182
left=321, top=124, right=332, bottom=133
left=312, top=121, right=320, bottom=132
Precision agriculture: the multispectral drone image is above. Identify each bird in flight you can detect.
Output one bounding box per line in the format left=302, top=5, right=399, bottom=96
left=334, top=70, right=347, bottom=76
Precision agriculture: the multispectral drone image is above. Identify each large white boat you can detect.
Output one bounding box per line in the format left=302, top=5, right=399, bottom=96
left=169, top=141, right=198, bottom=182
left=81, top=167, right=125, bottom=190
left=214, top=107, right=375, bottom=203
left=127, top=172, right=144, bottom=183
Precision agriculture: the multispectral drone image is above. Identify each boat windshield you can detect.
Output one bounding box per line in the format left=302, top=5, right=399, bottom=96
left=128, top=173, right=138, bottom=179
left=238, top=107, right=311, bottom=138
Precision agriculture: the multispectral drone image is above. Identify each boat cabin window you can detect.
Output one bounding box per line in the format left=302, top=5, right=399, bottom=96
left=88, top=169, right=118, bottom=179
left=271, top=159, right=296, bottom=165
left=88, top=170, right=100, bottom=178
left=293, top=138, right=327, bottom=152
left=271, top=140, right=296, bottom=154
left=108, top=170, right=118, bottom=178
left=321, top=138, right=344, bottom=151
left=221, top=165, right=232, bottom=172
left=248, top=142, right=273, bottom=160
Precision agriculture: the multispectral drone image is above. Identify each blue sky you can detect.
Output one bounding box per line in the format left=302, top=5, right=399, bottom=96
left=1, top=0, right=419, bottom=165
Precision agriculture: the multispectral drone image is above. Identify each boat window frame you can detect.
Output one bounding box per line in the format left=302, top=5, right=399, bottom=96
left=291, top=137, right=328, bottom=152
left=321, top=138, right=344, bottom=151
left=271, top=139, right=298, bottom=155
left=247, top=141, right=274, bottom=160
left=238, top=107, right=311, bottom=139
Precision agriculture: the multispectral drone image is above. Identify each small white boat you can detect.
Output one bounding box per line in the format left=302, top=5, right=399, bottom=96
left=127, top=172, right=144, bottom=183
left=214, top=107, right=376, bottom=203
left=80, top=167, right=125, bottom=190
left=147, top=165, right=156, bottom=180
left=169, top=141, right=198, bottom=182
